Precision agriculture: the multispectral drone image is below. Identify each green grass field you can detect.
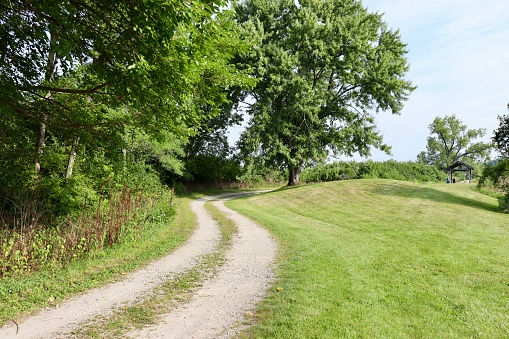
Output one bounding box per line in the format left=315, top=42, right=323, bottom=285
left=227, top=179, right=509, bottom=338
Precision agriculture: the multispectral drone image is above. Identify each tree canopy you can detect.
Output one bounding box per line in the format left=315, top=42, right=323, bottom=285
left=233, top=0, right=415, bottom=185
left=417, top=115, right=492, bottom=169
left=0, top=0, right=250, bottom=187
left=0, top=0, right=253, bottom=216
left=493, top=114, right=509, bottom=158
left=479, top=106, right=509, bottom=213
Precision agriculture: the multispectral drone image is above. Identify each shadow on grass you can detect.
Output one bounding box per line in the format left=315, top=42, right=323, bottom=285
left=368, top=182, right=499, bottom=213
left=217, top=184, right=306, bottom=202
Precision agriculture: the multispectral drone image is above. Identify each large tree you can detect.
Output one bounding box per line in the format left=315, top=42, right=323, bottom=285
left=233, top=0, right=415, bottom=185
left=417, top=115, right=492, bottom=169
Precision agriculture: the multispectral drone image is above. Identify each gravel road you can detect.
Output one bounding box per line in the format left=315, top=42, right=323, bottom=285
left=0, top=193, right=276, bottom=338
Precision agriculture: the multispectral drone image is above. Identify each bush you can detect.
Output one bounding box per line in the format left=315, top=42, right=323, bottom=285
left=477, top=159, right=509, bottom=212
left=478, top=159, right=509, bottom=188
left=0, top=185, right=175, bottom=277
left=301, top=160, right=443, bottom=183
left=498, top=192, right=509, bottom=213
left=184, top=155, right=243, bottom=183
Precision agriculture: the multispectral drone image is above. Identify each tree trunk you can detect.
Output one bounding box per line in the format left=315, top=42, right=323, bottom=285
left=46, top=30, right=58, bottom=81
left=65, top=137, right=79, bottom=179
left=34, top=30, right=58, bottom=178
left=121, top=148, right=127, bottom=168
left=34, top=120, right=47, bottom=176
left=287, top=165, right=301, bottom=186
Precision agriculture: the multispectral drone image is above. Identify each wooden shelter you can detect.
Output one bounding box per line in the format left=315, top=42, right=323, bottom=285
left=446, top=161, right=474, bottom=183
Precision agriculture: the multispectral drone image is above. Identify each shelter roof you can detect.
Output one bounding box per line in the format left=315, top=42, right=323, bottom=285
left=445, top=161, right=474, bottom=171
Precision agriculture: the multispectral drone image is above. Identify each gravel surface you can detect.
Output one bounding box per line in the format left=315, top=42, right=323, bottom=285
left=0, top=193, right=276, bottom=339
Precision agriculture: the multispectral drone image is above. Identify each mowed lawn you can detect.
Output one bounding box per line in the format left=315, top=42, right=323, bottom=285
left=227, top=180, right=509, bottom=338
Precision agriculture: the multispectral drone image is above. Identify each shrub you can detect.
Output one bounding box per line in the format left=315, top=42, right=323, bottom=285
left=0, top=185, right=175, bottom=277
left=184, top=155, right=242, bottom=183
left=301, top=161, right=443, bottom=183
left=498, top=192, right=509, bottom=213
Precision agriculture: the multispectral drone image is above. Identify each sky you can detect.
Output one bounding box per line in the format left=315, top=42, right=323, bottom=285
left=359, top=0, right=509, bottom=161
left=228, top=0, right=509, bottom=162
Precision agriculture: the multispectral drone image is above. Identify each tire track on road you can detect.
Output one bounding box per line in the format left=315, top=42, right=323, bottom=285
left=127, top=194, right=277, bottom=338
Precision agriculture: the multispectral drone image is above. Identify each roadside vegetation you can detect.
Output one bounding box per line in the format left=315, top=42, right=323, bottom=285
left=300, top=160, right=444, bottom=183
left=0, top=195, right=197, bottom=325
left=228, top=180, right=509, bottom=338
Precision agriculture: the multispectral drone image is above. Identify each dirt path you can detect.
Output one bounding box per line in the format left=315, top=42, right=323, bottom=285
left=0, top=193, right=276, bottom=338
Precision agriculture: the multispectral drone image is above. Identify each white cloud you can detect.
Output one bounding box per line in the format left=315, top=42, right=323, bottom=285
left=360, top=0, right=509, bottom=161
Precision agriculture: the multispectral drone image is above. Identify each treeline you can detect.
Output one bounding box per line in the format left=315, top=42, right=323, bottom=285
left=185, top=159, right=446, bottom=188
left=301, top=161, right=444, bottom=183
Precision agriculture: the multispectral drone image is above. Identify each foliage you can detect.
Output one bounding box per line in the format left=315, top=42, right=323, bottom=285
left=493, top=114, right=509, bottom=157
left=126, top=128, right=187, bottom=181
left=0, top=196, right=196, bottom=325
left=185, top=98, right=244, bottom=161
left=300, top=160, right=444, bottom=183
left=185, top=155, right=243, bottom=183
left=480, top=113, right=509, bottom=212
left=0, top=185, right=175, bottom=277
left=498, top=193, right=509, bottom=213
left=0, top=1, right=252, bottom=223
left=478, top=159, right=509, bottom=188
left=1, top=0, right=245, bottom=132
left=417, top=115, right=492, bottom=169
left=233, top=0, right=415, bottom=185
left=181, top=101, right=245, bottom=185
left=478, top=159, right=509, bottom=212
left=236, top=162, right=287, bottom=185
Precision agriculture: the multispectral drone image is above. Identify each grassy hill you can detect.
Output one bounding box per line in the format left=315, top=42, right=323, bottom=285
left=227, top=179, right=509, bottom=338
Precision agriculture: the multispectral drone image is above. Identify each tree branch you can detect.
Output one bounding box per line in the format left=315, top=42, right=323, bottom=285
left=436, top=130, right=451, bottom=155
left=18, top=83, right=108, bottom=94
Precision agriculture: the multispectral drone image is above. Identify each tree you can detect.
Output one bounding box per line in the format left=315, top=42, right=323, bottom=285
left=417, top=115, right=492, bottom=169
left=232, top=0, right=415, bottom=185
left=0, top=0, right=249, bottom=186
left=0, top=1, right=254, bottom=218
left=493, top=114, right=509, bottom=157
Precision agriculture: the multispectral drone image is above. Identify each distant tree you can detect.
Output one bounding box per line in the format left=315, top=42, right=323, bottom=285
left=493, top=114, right=509, bottom=158
left=185, top=98, right=243, bottom=161
left=417, top=115, right=492, bottom=169
left=233, top=0, right=415, bottom=186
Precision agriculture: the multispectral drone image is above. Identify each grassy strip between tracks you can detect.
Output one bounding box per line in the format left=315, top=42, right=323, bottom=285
left=72, top=200, right=237, bottom=338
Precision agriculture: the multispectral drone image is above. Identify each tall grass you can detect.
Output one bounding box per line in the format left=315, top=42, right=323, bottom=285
left=228, top=180, right=509, bottom=338
left=0, top=185, right=174, bottom=277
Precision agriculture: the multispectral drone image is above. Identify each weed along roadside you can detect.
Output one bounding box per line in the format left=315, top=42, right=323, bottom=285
left=0, top=192, right=190, bottom=322
left=0, top=192, right=277, bottom=338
